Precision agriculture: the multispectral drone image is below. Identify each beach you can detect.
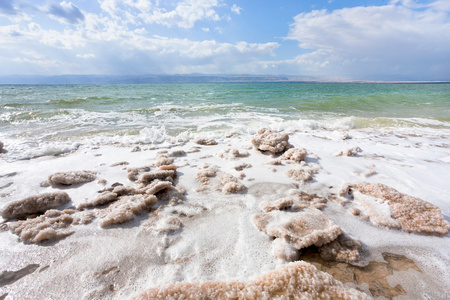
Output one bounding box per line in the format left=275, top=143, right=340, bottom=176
left=0, top=83, right=449, bottom=299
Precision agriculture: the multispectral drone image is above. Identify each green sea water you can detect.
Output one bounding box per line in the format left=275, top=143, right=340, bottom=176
left=1, top=82, right=449, bottom=159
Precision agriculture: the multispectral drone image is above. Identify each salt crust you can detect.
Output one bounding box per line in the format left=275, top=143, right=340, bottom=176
left=8, top=209, right=95, bottom=243
left=134, top=260, right=369, bottom=300
left=336, top=147, right=361, bottom=157
left=217, top=148, right=250, bottom=160
left=341, top=182, right=450, bottom=235
left=127, top=166, right=151, bottom=181
left=98, top=194, right=158, bottom=227
left=280, top=148, right=308, bottom=163
left=318, top=233, right=363, bottom=263
left=251, top=128, right=292, bottom=154
left=47, top=170, right=97, bottom=186
left=195, top=167, right=246, bottom=194
left=194, top=138, right=217, bottom=146
left=261, top=191, right=328, bottom=212
left=155, top=154, right=175, bottom=167
left=286, top=165, right=319, bottom=183
left=253, top=209, right=342, bottom=250
left=1, top=191, right=71, bottom=220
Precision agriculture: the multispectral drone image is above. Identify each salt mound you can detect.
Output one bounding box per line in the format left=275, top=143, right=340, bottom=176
left=47, top=170, right=97, bottom=186
left=127, top=166, right=151, bottom=181
left=0, top=141, right=3, bottom=151
left=220, top=173, right=247, bottom=194
left=341, top=182, right=450, bottom=235
left=1, top=191, right=71, bottom=220
left=251, top=128, right=292, bottom=154
left=261, top=191, right=327, bottom=212
left=78, top=192, right=118, bottom=209
left=138, top=170, right=175, bottom=184
left=253, top=209, right=342, bottom=250
left=286, top=166, right=319, bottom=183
left=218, top=148, right=250, bottom=160
left=8, top=209, right=94, bottom=243
left=155, top=154, right=175, bottom=167
left=336, top=147, right=361, bottom=157
left=98, top=195, right=157, bottom=227
left=194, top=138, right=217, bottom=145
left=318, top=233, right=363, bottom=263
left=280, top=148, right=307, bottom=162
left=134, top=260, right=369, bottom=299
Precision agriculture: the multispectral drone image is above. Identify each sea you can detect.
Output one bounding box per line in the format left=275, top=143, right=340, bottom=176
left=1, top=82, right=449, bottom=161
left=0, top=82, right=449, bottom=299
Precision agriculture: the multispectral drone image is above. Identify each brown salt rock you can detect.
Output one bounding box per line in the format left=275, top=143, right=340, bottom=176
left=155, top=154, right=174, bottom=167
left=253, top=208, right=342, bottom=250
left=336, top=147, right=361, bottom=157
left=98, top=194, right=158, bottom=227
left=280, top=147, right=307, bottom=163
left=251, top=128, right=292, bottom=154
left=194, top=138, right=217, bottom=146
left=134, top=260, right=370, bottom=299
left=286, top=166, right=319, bottom=183
left=261, top=192, right=327, bottom=212
left=48, top=170, right=97, bottom=186
left=1, top=191, right=71, bottom=220
left=78, top=192, right=118, bottom=209
left=8, top=209, right=94, bottom=243
left=318, top=233, right=363, bottom=263
left=219, top=173, right=247, bottom=194
left=341, top=182, right=450, bottom=235
left=127, top=166, right=151, bottom=181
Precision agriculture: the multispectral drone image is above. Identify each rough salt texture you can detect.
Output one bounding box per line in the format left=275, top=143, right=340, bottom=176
left=220, top=173, right=247, bottom=194
left=48, top=170, right=97, bottom=186
left=155, top=154, right=175, bottom=167
left=234, top=163, right=252, bottom=171
left=194, top=138, right=217, bottom=146
left=98, top=195, right=157, bottom=227
left=341, top=182, right=450, bottom=235
left=253, top=209, right=342, bottom=250
left=127, top=166, right=151, bottom=181
left=318, top=233, right=363, bottom=263
left=286, top=166, right=319, bottom=183
left=134, top=261, right=370, bottom=300
left=138, top=170, right=175, bottom=184
left=218, top=148, right=250, bottom=160
left=78, top=192, right=118, bottom=209
left=144, top=212, right=182, bottom=234
left=272, top=238, right=299, bottom=261
left=280, top=148, right=308, bottom=163
left=336, top=147, right=361, bottom=157
left=1, top=191, right=71, bottom=220
left=8, top=209, right=94, bottom=243
left=261, top=192, right=327, bottom=212
left=251, top=128, right=292, bottom=154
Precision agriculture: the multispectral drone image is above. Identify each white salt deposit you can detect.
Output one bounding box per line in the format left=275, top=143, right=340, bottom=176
left=1, top=126, right=449, bottom=299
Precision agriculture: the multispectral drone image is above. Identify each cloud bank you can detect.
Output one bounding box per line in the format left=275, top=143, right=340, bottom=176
left=0, top=0, right=448, bottom=80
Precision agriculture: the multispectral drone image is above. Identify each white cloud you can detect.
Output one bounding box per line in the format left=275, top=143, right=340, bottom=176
left=283, top=1, right=450, bottom=79
left=231, top=4, right=242, bottom=15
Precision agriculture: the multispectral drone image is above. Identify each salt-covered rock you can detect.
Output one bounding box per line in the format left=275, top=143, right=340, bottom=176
left=280, top=148, right=307, bottom=162
left=253, top=208, right=342, bottom=250
left=1, top=191, right=71, bottom=220
left=47, top=170, right=97, bottom=186
left=134, top=260, right=370, bottom=299
left=251, top=128, right=292, bottom=154
left=341, top=182, right=450, bottom=235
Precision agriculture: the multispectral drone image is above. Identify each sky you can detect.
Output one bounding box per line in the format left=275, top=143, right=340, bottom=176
left=0, top=0, right=449, bottom=80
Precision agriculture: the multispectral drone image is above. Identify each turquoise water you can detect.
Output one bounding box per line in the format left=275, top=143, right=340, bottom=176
left=1, top=83, right=449, bottom=159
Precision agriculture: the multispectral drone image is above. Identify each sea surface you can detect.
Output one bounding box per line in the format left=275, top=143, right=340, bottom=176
left=1, top=82, right=449, bottom=160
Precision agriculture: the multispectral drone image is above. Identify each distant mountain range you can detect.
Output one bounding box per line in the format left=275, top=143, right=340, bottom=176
left=0, top=74, right=448, bottom=84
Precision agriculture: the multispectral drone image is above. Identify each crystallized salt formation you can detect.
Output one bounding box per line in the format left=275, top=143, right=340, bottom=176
left=251, top=128, right=292, bottom=154
left=318, top=233, right=363, bottom=263
left=336, top=147, right=361, bottom=157
left=253, top=208, right=342, bottom=250
left=1, top=191, right=71, bottom=220
left=194, top=138, right=217, bottom=145
left=261, top=191, right=328, bottom=212
left=8, top=209, right=94, bottom=243
left=98, top=194, right=157, bottom=227
left=47, top=170, right=97, bottom=186
left=134, top=260, right=370, bottom=300
left=280, top=147, right=308, bottom=162
left=341, top=182, right=450, bottom=235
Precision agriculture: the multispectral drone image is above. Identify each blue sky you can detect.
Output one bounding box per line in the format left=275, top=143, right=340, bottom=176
left=0, top=0, right=449, bottom=80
